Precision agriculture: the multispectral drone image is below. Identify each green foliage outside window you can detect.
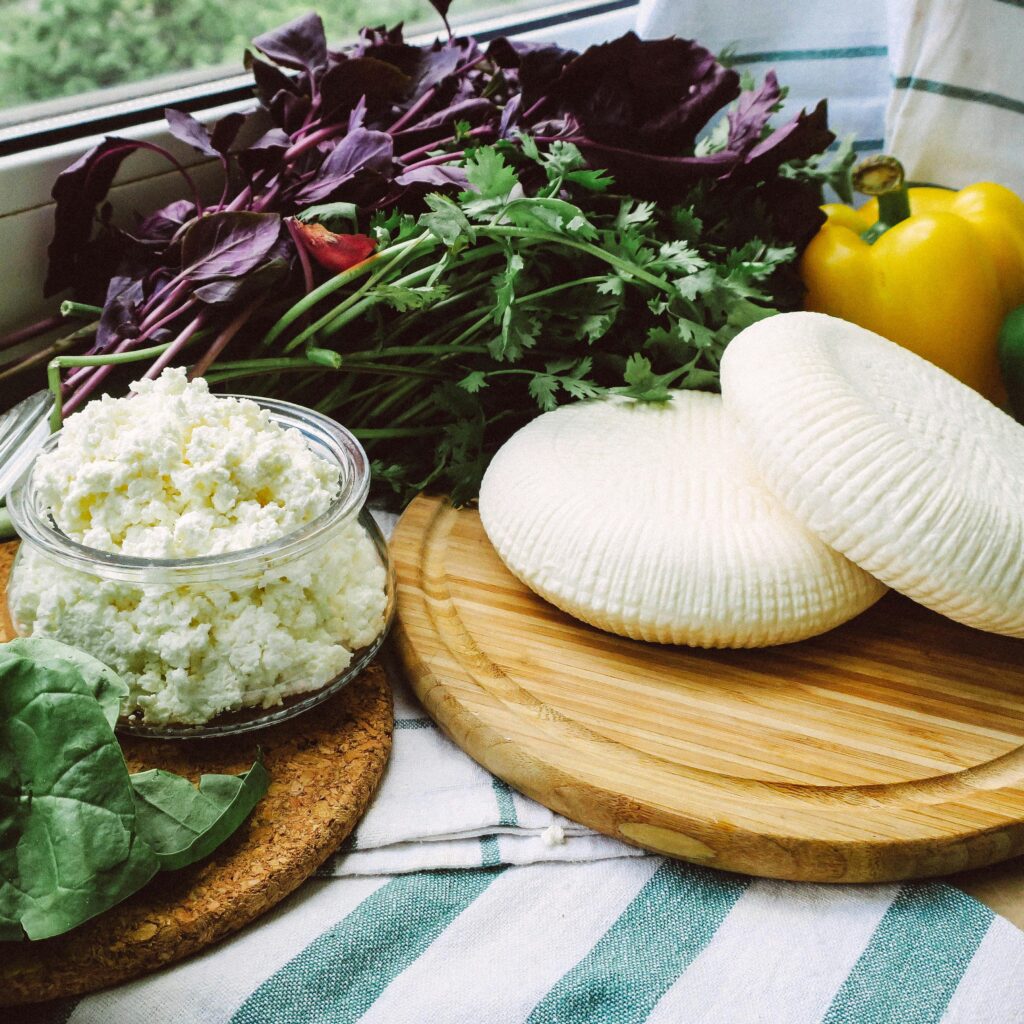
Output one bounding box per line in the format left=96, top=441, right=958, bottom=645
left=0, top=0, right=498, bottom=107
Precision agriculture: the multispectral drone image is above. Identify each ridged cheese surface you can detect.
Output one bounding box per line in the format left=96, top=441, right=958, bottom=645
left=721, top=311, right=1024, bottom=638
left=478, top=392, right=885, bottom=647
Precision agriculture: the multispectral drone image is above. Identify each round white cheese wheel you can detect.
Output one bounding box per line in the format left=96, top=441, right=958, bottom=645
left=478, top=392, right=885, bottom=647
left=721, top=311, right=1024, bottom=638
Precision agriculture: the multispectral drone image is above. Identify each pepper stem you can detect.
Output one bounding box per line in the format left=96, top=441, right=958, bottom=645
left=853, top=155, right=912, bottom=244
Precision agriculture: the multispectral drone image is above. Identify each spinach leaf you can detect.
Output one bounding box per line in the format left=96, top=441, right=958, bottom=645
left=0, top=641, right=159, bottom=941
left=130, top=761, right=269, bottom=871
left=2, top=637, right=127, bottom=727
left=0, top=639, right=270, bottom=941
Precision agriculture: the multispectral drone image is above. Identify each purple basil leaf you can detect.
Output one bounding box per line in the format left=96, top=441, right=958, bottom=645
left=46, top=137, right=148, bottom=295
left=295, top=128, right=394, bottom=203
left=238, top=128, right=291, bottom=177
left=499, top=94, right=522, bottom=136
left=193, top=237, right=291, bottom=304
left=732, top=99, right=834, bottom=183
left=96, top=274, right=145, bottom=349
left=211, top=112, right=247, bottom=155
left=180, top=211, right=282, bottom=281
left=550, top=34, right=740, bottom=155
left=193, top=261, right=283, bottom=304
left=487, top=39, right=576, bottom=112
left=269, top=89, right=311, bottom=134
left=411, top=40, right=471, bottom=96
left=725, top=71, right=783, bottom=155
left=319, top=56, right=410, bottom=119
left=248, top=51, right=300, bottom=108
left=348, top=95, right=367, bottom=131
left=394, top=164, right=469, bottom=188
left=353, top=25, right=423, bottom=79
left=165, top=108, right=216, bottom=157
left=130, top=199, right=196, bottom=245
left=253, top=12, right=328, bottom=76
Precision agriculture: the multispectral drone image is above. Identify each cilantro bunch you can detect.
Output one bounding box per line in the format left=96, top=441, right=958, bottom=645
left=213, top=138, right=803, bottom=502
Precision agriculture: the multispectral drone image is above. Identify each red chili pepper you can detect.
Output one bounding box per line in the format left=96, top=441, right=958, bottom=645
left=289, top=221, right=376, bottom=274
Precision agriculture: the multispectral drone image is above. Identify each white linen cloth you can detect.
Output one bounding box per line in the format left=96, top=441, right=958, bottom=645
left=317, top=646, right=645, bottom=877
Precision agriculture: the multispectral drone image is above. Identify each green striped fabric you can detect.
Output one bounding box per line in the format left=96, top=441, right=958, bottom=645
left=731, top=45, right=887, bottom=64
left=217, top=863, right=998, bottom=1024
left=892, top=76, right=1024, bottom=118
left=232, top=869, right=505, bottom=1024
left=526, top=862, right=749, bottom=1024
left=822, top=885, right=994, bottom=1024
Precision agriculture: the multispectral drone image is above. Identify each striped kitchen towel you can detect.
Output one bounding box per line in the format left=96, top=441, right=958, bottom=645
left=316, top=648, right=644, bottom=877
left=636, top=0, right=891, bottom=154
left=32, top=857, right=1024, bottom=1024
left=885, top=0, right=1024, bottom=194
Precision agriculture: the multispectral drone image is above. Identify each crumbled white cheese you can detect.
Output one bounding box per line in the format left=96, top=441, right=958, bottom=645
left=541, top=824, right=566, bottom=847
left=12, top=369, right=387, bottom=725
left=35, top=367, right=340, bottom=558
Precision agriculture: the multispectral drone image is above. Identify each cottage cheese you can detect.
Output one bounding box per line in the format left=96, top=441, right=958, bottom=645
left=35, top=368, right=339, bottom=557
left=10, top=369, right=388, bottom=725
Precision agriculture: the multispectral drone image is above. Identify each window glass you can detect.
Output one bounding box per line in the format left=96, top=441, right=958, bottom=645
left=0, top=0, right=553, bottom=123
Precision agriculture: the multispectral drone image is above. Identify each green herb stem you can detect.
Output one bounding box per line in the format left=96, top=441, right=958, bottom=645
left=59, top=302, right=103, bottom=320
left=260, top=236, right=423, bottom=349
left=351, top=426, right=439, bottom=439
left=480, top=226, right=677, bottom=295
left=48, top=341, right=178, bottom=430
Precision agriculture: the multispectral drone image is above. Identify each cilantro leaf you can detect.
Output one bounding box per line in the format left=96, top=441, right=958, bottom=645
left=528, top=373, right=559, bottom=411
left=615, top=354, right=682, bottom=403
left=422, top=194, right=474, bottom=247
left=464, top=147, right=519, bottom=199
left=458, top=370, right=489, bottom=393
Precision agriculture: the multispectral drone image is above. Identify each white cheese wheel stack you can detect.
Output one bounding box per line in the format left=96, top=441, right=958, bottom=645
left=479, top=391, right=886, bottom=647
left=480, top=311, right=1024, bottom=647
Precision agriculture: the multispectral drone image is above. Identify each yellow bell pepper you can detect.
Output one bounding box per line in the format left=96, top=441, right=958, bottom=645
left=801, top=156, right=1024, bottom=403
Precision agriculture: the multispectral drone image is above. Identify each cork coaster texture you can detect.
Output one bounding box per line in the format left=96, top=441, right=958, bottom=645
left=0, top=541, right=394, bottom=1006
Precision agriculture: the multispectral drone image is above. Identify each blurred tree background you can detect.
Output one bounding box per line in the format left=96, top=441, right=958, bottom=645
left=0, top=0, right=506, bottom=108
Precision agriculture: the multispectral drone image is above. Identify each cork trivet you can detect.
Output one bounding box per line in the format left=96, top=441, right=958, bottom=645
left=0, top=541, right=393, bottom=1006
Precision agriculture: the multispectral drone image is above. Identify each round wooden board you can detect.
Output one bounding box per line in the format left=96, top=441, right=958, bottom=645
left=0, top=541, right=392, bottom=1007
left=393, top=495, right=1024, bottom=884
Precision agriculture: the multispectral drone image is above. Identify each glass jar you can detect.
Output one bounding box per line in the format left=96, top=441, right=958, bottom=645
left=5, top=396, right=395, bottom=739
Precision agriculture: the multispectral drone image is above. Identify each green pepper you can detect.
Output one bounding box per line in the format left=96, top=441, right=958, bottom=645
left=998, top=305, right=1024, bottom=421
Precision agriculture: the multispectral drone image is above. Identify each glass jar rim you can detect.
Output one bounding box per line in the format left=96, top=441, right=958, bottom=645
left=6, top=395, right=370, bottom=584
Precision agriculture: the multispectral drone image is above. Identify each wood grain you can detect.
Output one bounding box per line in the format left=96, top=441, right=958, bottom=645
left=0, top=541, right=393, bottom=1006
left=393, top=495, right=1024, bottom=884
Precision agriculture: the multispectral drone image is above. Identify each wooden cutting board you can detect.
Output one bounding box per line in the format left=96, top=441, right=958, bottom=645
left=0, top=541, right=392, bottom=1006
left=392, top=495, right=1024, bottom=884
